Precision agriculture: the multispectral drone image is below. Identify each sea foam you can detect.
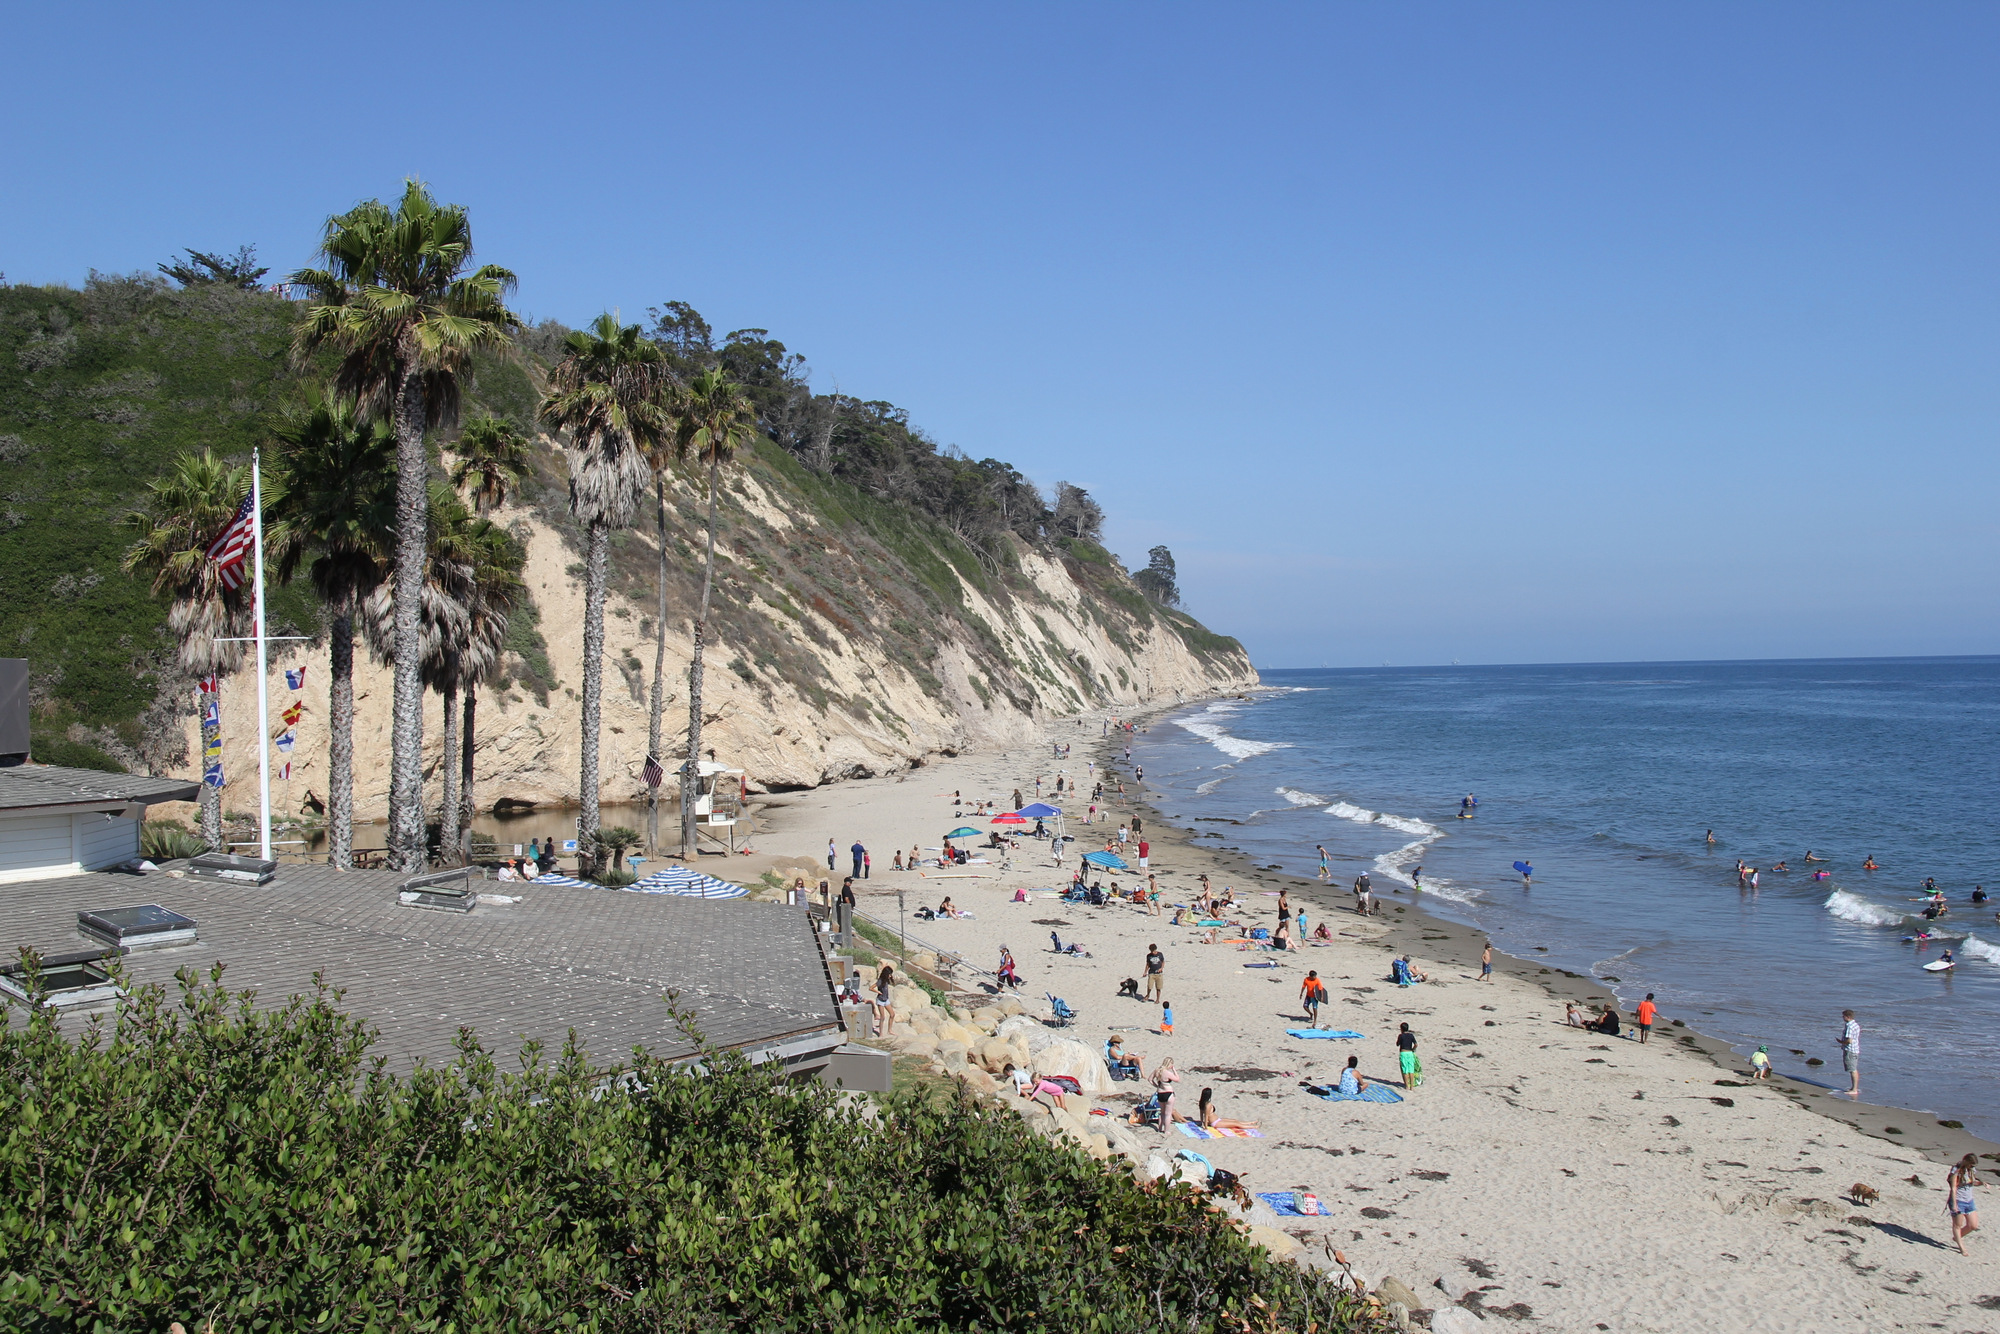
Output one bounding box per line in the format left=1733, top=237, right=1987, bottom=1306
left=1958, top=935, right=2000, bottom=964
left=1175, top=702, right=1291, bottom=762
left=1277, top=787, right=1326, bottom=806
left=1823, top=890, right=1908, bottom=927
left=1327, top=802, right=1376, bottom=823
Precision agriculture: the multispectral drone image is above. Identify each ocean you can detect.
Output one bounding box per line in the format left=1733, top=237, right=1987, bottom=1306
left=1134, top=658, right=2000, bottom=1139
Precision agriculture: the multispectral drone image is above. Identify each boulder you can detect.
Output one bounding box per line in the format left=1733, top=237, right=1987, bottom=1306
left=1086, top=1134, right=1112, bottom=1160
left=972, top=1006, right=1002, bottom=1031
left=1429, top=1308, right=1486, bottom=1333
left=1376, top=1278, right=1423, bottom=1312
left=998, top=997, right=1026, bottom=1016
left=1383, top=1300, right=1413, bottom=1333
left=1435, top=1275, right=1474, bottom=1304
left=1144, top=1153, right=1174, bottom=1184
left=936, top=1040, right=970, bottom=1069
left=1172, top=1161, right=1207, bottom=1189
left=975, top=1037, right=1013, bottom=1072
left=898, top=1034, right=938, bottom=1059
left=1019, top=1036, right=1114, bottom=1094
left=1245, top=1225, right=1298, bottom=1258
left=960, top=1067, right=996, bottom=1095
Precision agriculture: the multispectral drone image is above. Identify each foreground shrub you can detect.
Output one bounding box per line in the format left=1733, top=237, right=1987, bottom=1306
left=0, top=965, right=1381, bottom=1333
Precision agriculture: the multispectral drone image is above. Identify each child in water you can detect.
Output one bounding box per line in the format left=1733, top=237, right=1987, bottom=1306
left=1751, top=1046, right=1772, bottom=1080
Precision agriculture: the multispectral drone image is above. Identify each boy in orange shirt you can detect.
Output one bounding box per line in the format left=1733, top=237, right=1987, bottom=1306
left=1635, top=993, right=1659, bottom=1044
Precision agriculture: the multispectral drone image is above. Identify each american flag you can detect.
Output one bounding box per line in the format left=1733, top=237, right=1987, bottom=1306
left=643, top=753, right=665, bottom=787
left=204, top=493, right=257, bottom=590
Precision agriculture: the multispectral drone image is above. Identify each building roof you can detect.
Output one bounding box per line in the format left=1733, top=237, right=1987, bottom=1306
left=0, top=764, right=200, bottom=815
left=0, top=863, right=845, bottom=1072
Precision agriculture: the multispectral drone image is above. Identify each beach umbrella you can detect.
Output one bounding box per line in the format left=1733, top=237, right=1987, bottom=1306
left=627, top=865, right=749, bottom=898
left=1083, top=851, right=1128, bottom=870
left=1017, top=802, right=1061, bottom=818
left=945, top=826, right=983, bottom=838
left=991, top=813, right=1027, bottom=824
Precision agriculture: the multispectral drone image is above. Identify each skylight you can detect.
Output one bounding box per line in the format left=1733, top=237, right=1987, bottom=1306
left=77, top=904, right=196, bottom=951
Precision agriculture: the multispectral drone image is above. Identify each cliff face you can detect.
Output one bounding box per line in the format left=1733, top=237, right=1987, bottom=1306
left=189, top=437, right=1256, bottom=814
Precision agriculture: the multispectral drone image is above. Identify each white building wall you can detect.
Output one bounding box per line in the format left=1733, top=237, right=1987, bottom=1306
left=0, top=812, right=80, bottom=883
left=75, top=812, right=140, bottom=871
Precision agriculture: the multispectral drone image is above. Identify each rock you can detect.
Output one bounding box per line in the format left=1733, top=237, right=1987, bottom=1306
left=972, top=1006, right=1001, bottom=1031
left=1172, top=1161, right=1208, bottom=1188
left=1376, top=1277, right=1423, bottom=1312
left=998, top=997, right=1025, bottom=1016
left=1144, top=1153, right=1173, bottom=1183
left=1086, top=1133, right=1112, bottom=1159
left=1245, top=1224, right=1298, bottom=1257
left=1022, top=1036, right=1115, bottom=1094
left=1436, top=1274, right=1474, bottom=1304
left=936, top=1042, right=970, bottom=1070
left=1429, top=1307, right=1486, bottom=1333
left=961, top=1067, right=996, bottom=1094
left=899, top=1034, right=938, bottom=1059
left=1383, top=1300, right=1413, bottom=1333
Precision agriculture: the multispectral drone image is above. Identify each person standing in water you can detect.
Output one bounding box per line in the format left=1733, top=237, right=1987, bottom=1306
left=1839, top=1009, right=1861, bottom=1098
left=1480, top=942, right=1493, bottom=982
left=1706, top=829, right=1716, bottom=845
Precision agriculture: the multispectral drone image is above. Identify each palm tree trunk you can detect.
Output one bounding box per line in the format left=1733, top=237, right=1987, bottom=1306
left=460, top=686, right=477, bottom=832
left=327, top=602, right=354, bottom=868
left=647, top=473, right=669, bottom=854
left=681, top=460, right=720, bottom=860
left=199, top=781, right=222, bottom=853
left=580, top=519, right=609, bottom=877
left=387, top=362, right=429, bottom=873
left=439, top=655, right=461, bottom=866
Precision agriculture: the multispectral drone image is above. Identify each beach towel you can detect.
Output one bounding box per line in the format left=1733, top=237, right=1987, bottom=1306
left=1256, top=1191, right=1316, bottom=1217
left=1172, top=1150, right=1213, bottom=1178
left=1285, top=1029, right=1366, bottom=1040
left=1181, top=1122, right=1265, bottom=1139
left=1243, top=961, right=1281, bottom=969
left=1307, top=1083, right=1404, bottom=1104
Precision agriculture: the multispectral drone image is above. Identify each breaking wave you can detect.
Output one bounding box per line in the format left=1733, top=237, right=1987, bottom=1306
left=1175, top=701, right=1291, bottom=762
left=1277, top=787, right=1326, bottom=806
left=1328, top=801, right=1376, bottom=823
left=1958, top=935, right=2000, bottom=964
left=1822, top=890, right=1908, bottom=927
left=1195, top=777, right=1228, bottom=795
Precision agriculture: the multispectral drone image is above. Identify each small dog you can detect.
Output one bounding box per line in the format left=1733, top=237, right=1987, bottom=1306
left=1849, top=1182, right=1880, bottom=1207
left=1117, top=977, right=1141, bottom=999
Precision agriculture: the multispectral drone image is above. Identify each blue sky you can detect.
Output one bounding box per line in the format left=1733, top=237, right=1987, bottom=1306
left=5, top=3, right=1997, bottom=668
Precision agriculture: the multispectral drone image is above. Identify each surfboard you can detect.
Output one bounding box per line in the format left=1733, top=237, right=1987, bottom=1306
left=1923, top=960, right=1955, bottom=972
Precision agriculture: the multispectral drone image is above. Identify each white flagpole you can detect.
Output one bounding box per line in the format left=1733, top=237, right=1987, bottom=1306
left=251, top=449, right=272, bottom=862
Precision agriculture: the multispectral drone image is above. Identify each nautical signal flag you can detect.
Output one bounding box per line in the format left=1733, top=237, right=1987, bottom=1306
left=284, top=667, right=306, bottom=690
left=643, top=753, right=665, bottom=787
left=280, top=701, right=303, bottom=726
left=204, top=493, right=257, bottom=590
left=197, top=675, right=219, bottom=695
left=279, top=761, right=292, bottom=781
left=275, top=730, right=295, bottom=753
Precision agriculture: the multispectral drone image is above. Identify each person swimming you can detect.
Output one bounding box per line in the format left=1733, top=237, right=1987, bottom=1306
left=1974, top=887, right=1989, bottom=905
left=1804, top=850, right=1824, bottom=862
left=1863, top=856, right=1879, bottom=870
left=1770, top=860, right=1789, bottom=872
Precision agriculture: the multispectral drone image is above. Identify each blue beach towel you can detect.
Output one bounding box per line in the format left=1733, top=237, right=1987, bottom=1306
left=1243, top=961, right=1281, bottom=969
left=1307, top=1083, right=1404, bottom=1104
left=1173, top=1150, right=1214, bottom=1178
left=1256, top=1191, right=1309, bottom=1217
left=1285, top=1028, right=1366, bottom=1040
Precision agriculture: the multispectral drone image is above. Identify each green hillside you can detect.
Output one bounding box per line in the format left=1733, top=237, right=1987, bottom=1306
left=0, top=273, right=1247, bottom=774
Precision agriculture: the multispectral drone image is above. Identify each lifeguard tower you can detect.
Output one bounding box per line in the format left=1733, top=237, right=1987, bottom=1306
left=690, top=760, right=744, bottom=853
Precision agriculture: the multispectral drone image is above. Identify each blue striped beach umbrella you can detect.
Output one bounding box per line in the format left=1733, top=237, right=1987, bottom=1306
left=627, top=865, right=750, bottom=898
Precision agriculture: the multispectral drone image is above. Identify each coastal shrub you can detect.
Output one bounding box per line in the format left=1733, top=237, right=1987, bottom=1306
left=138, top=819, right=205, bottom=860
left=0, top=966, right=1382, bottom=1333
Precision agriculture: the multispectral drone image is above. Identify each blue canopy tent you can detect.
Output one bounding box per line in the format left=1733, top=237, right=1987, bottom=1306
left=1016, top=803, right=1061, bottom=818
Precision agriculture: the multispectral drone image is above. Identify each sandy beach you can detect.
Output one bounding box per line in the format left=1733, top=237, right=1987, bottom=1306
left=740, top=702, right=2000, bottom=1333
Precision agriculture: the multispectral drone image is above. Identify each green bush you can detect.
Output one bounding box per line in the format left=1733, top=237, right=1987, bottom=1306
left=138, top=819, right=206, bottom=861
left=0, top=966, right=1381, bottom=1333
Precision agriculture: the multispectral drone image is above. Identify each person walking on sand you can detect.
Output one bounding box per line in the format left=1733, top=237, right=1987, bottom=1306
left=1159, top=999, right=1174, bottom=1036
left=1480, top=942, right=1494, bottom=982
left=1636, top=993, right=1658, bottom=1043
left=1301, top=970, right=1327, bottom=1025
left=850, top=840, right=866, bottom=880
left=1152, top=1057, right=1182, bottom=1124
left=1396, top=1022, right=1421, bottom=1089
left=1143, top=942, right=1166, bottom=1002
left=1839, top=1009, right=1861, bottom=1097
left=828, top=838, right=837, bottom=873
left=1949, top=1153, right=1982, bottom=1255
left=863, top=848, right=871, bottom=879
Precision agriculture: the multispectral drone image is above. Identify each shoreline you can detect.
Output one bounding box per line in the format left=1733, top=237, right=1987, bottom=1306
left=745, top=694, right=2000, bottom=1327
left=1102, top=691, right=2000, bottom=1172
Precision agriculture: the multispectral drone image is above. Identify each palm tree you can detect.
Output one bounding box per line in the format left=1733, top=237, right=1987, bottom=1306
left=291, top=180, right=520, bottom=872
left=121, top=451, right=254, bottom=851
left=453, top=519, right=524, bottom=843
left=358, top=484, right=477, bottom=863
left=670, top=368, right=760, bottom=861
left=538, top=314, right=670, bottom=879
left=265, top=396, right=396, bottom=869
left=449, top=416, right=533, bottom=516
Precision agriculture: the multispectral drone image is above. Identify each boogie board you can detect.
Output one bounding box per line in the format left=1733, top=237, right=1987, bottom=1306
left=1923, top=959, right=1956, bottom=972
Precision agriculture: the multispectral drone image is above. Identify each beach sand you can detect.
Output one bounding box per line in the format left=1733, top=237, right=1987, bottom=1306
left=744, top=706, right=2000, bottom=1332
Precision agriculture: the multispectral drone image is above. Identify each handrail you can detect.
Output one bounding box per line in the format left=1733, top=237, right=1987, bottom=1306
left=849, top=905, right=1001, bottom=985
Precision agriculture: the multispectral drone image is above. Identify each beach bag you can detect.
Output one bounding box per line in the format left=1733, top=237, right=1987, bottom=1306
left=1297, top=1192, right=1324, bottom=1216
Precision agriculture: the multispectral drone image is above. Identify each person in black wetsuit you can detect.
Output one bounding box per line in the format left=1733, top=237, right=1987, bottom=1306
left=1591, top=1003, right=1622, bottom=1037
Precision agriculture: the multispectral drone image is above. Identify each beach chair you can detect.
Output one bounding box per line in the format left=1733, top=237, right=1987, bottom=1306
left=1049, top=930, right=1091, bottom=958
left=1045, top=992, right=1078, bottom=1027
